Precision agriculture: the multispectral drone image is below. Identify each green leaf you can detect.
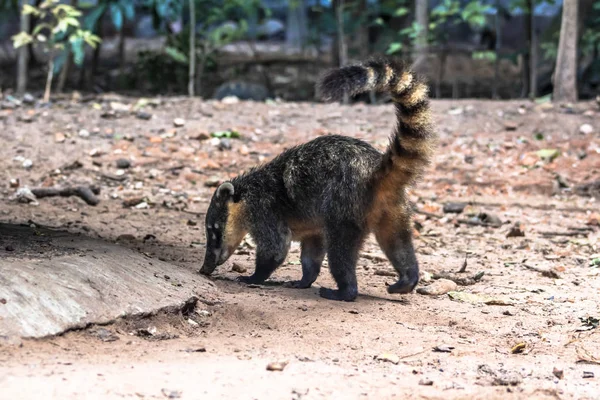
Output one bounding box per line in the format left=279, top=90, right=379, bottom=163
left=393, top=7, right=409, bottom=17
left=121, top=0, right=135, bottom=20
left=590, top=258, right=600, bottom=267
left=535, top=94, right=552, bottom=104
left=70, top=35, right=85, bottom=65
left=83, top=4, right=107, bottom=31
left=210, top=130, right=241, bottom=139
left=109, top=3, right=123, bottom=30
left=535, top=148, right=560, bottom=161
left=386, top=42, right=402, bottom=55
left=11, top=32, right=33, bottom=48
left=22, top=4, right=41, bottom=16
left=53, top=49, right=69, bottom=74
left=165, top=46, right=188, bottom=63
left=372, top=17, right=384, bottom=26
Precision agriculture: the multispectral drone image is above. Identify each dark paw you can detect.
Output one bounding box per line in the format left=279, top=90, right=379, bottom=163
left=236, top=275, right=264, bottom=285
left=319, top=287, right=357, bottom=302
left=286, top=280, right=313, bottom=289
left=386, top=277, right=418, bottom=294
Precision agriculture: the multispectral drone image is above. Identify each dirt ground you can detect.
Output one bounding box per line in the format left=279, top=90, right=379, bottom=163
left=1, top=94, right=599, bottom=399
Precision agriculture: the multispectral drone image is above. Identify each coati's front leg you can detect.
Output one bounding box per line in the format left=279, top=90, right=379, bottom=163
left=289, top=235, right=325, bottom=289
left=374, top=213, right=419, bottom=294
left=237, top=218, right=291, bottom=285
left=319, top=221, right=365, bottom=302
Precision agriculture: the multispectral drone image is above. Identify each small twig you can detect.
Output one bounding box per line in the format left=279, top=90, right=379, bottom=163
left=101, top=173, right=127, bottom=182
left=456, top=219, right=501, bottom=228
left=539, top=231, right=586, bottom=237
left=458, top=254, right=468, bottom=273
left=431, top=271, right=484, bottom=286
left=523, top=264, right=560, bottom=279
left=30, top=185, right=100, bottom=206
left=414, top=209, right=443, bottom=219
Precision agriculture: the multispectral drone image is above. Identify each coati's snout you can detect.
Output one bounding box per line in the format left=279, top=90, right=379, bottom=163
left=199, top=182, right=248, bottom=276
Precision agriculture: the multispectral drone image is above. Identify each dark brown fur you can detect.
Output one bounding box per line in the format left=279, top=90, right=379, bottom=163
left=200, top=58, right=436, bottom=301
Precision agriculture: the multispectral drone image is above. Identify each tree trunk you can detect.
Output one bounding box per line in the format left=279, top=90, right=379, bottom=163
left=188, top=0, right=196, bottom=97
left=118, top=27, right=126, bottom=89
left=492, top=0, right=501, bottom=99
left=528, top=0, right=537, bottom=99
left=17, top=1, right=31, bottom=94
left=522, top=1, right=532, bottom=98
left=553, top=0, right=578, bottom=102
left=43, top=55, right=54, bottom=103
left=85, top=8, right=105, bottom=90
left=436, top=51, right=446, bottom=99
left=413, top=0, right=429, bottom=72
left=57, top=0, right=79, bottom=93
left=357, top=0, right=369, bottom=59
left=335, top=0, right=348, bottom=103
left=286, top=0, right=308, bottom=49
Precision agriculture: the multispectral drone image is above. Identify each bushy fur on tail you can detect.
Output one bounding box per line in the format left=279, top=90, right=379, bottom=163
left=317, top=58, right=436, bottom=186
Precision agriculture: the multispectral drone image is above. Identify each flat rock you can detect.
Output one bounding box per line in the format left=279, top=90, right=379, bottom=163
left=0, top=223, right=218, bottom=339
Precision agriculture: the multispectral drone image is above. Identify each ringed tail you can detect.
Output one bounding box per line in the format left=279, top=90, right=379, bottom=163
left=317, top=58, right=437, bottom=186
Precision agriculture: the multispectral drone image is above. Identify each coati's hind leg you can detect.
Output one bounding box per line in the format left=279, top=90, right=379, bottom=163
left=238, top=219, right=291, bottom=285
left=289, top=235, right=325, bottom=289
left=374, top=212, right=419, bottom=294
left=319, top=221, right=365, bottom=302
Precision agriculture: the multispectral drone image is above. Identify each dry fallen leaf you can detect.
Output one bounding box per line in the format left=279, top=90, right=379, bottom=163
left=576, top=346, right=600, bottom=365
left=511, top=342, right=526, bottom=354
left=266, top=361, right=288, bottom=371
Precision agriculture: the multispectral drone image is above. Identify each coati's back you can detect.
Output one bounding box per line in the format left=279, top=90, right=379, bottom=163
left=201, top=57, right=436, bottom=302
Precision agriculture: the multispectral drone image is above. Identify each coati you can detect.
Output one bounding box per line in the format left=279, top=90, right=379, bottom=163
left=199, top=57, right=437, bottom=302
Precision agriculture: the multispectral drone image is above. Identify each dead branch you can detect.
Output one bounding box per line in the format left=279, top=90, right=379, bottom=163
left=30, top=185, right=100, bottom=206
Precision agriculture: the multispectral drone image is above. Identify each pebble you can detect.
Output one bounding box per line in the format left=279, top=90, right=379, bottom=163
left=443, top=202, right=466, bottom=214
left=231, top=263, right=247, bottom=273
left=136, top=111, right=152, bottom=120
left=580, top=124, right=594, bottom=134
left=22, top=93, right=35, bottom=105
left=89, top=148, right=103, bottom=157
left=552, top=367, right=564, bottom=380
left=221, top=96, right=240, bottom=104
left=22, top=159, right=33, bottom=169
left=122, top=197, right=145, bottom=207
left=239, top=145, right=250, bottom=155
left=218, top=138, right=232, bottom=150
left=15, top=187, right=37, bottom=203
left=416, top=279, right=457, bottom=296
left=116, top=158, right=131, bottom=169
left=9, top=178, right=19, bottom=188
left=173, top=118, right=186, bottom=127
left=78, top=129, right=90, bottom=138
left=266, top=361, right=288, bottom=371
left=433, top=344, right=454, bottom=353
left=209, top=137, right=221, bottom=147
left=54, top=132, right=66, bottom=143
left=583, top=371, right=594, bottom=379
left=418, top=378, right=434, bottom=386
left=204, top=176, right=221, bottom=187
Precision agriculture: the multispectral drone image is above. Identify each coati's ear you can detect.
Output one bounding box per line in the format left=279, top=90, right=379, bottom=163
left=216, top=182, right=235, bottom=201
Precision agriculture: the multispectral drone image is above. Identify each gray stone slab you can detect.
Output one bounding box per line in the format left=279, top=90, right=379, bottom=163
left=0, top=223, right=218, bottom=339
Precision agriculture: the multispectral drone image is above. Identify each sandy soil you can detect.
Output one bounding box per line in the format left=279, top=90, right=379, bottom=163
left=1, top=95, right=599, bottom=399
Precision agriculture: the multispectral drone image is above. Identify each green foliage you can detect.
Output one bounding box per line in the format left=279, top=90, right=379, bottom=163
left=84, top=0, right=136, bottom=33
left=472, top=50, right=497, bottom=61
left=0, top=0, right=18, bottom=11
left=11, top=0, right=101, bottom=67
left=210, top=129, right=241, bottom=139
left=387, top=0, right=492, bottom=55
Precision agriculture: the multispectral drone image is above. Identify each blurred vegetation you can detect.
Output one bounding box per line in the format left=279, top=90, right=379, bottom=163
left=4, top=0, right=599, bottom=100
